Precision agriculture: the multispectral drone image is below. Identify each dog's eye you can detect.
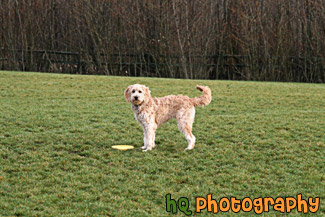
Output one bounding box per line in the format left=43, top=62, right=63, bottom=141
left=132, top=90, right=135, bottom=93
left=139, top=90, right=142, bottom=93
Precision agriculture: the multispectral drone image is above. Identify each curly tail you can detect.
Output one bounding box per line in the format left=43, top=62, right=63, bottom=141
left=191, top=85, right=212, bottom=107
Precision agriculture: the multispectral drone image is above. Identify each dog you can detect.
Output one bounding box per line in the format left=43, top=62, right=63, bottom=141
left=124, top=84, right=211, bottom=151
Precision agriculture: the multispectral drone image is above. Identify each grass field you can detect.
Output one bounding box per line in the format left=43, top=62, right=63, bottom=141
left=0, top=71, right=324, bottom=216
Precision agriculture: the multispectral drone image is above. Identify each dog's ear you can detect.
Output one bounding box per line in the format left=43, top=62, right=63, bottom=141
left=144, top=86, right=151, bottom=98
left=124, top=86, right=132, bottom=102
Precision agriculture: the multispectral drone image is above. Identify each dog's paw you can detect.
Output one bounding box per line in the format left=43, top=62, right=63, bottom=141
left=142, top=147, right=152, bottom=152
left=184, top=147, right=194, bottom=151
left=141, top=145, right=147, bottom=150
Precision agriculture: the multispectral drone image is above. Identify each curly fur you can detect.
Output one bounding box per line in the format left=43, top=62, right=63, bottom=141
left=124, top=84, right=212, bottom=151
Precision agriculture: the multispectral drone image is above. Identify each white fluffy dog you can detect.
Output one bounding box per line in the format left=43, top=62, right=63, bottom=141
left=124, top=84, right=211, bottom=151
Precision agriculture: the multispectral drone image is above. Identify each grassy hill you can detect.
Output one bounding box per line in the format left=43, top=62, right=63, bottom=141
left=0, top=71, right=324, bottom=216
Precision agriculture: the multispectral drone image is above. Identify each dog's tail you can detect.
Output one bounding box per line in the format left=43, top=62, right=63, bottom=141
left=191, top=85, right=212, bottom=107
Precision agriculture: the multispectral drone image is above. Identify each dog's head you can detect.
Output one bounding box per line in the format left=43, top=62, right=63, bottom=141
left=124, top=84, right=151, bottom=106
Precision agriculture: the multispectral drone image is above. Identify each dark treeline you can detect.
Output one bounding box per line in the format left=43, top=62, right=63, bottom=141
left=1, top=0, right=324, bottom=82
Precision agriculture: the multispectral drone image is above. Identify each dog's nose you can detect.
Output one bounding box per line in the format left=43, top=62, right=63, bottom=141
left=134, top=96, right=138, bottom=100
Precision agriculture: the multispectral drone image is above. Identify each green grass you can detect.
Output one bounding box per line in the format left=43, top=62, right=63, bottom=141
left=0, top=71, right=324, bottom=216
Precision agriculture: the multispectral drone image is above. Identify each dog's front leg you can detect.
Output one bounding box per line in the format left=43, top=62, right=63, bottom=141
left=141, top=125, right=148, bottom=150
left=142, top=124, right=157, bottom=152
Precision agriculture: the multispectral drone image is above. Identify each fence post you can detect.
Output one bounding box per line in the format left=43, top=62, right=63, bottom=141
left=77, top=52, right=81, bottom=73
left=219, top=51, right=225, bottom=79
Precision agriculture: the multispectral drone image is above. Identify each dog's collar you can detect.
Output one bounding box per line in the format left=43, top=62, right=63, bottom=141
left=134, top=103, right=142, bottom=110
left=133, top=101, right=145, bottom=111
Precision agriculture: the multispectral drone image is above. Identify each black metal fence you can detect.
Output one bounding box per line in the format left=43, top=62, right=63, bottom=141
left=1, top=49, right=324, bottom=82
left=0, top=49, right=80, bottom=74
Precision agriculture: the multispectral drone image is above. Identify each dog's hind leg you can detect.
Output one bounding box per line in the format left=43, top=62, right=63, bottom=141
left=177, top=108, right=196, bottom=150
left=183, top=127, right=196, bottom=150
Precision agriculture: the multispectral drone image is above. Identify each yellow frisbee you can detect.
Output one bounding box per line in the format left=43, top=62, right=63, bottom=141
left=112, top=145, right=134, bottom=151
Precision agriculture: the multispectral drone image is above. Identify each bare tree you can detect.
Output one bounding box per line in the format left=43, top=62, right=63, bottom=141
left=0, top=0, right=324, bottom=82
